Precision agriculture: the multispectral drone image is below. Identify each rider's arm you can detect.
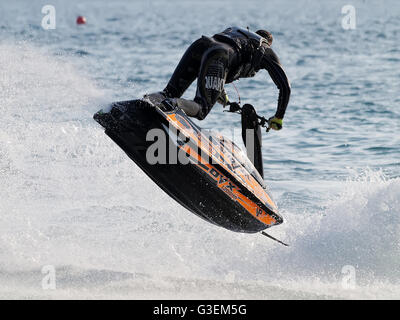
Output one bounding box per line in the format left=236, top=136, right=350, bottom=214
left=261, top=48, right=291, bottom=119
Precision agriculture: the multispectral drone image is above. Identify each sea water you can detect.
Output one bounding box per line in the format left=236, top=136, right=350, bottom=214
left=0, top=0, right=399, bottom=299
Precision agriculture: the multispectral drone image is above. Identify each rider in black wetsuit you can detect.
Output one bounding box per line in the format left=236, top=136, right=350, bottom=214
left=147, top=27, right=291, bottom=178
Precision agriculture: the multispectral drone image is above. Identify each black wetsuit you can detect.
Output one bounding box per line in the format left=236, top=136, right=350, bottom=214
left=162, top=27, right=291, bottom=177
left=164, top=27, right=291, bottom=120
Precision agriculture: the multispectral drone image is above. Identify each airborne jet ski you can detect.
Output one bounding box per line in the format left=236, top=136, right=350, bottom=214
left=93, top=97, right=284, bottom=235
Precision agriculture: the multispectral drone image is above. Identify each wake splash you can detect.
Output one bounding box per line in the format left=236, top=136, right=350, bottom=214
left=0, top=42, right=106, bottom=123
left=1, top=43, right=399, bottom=299
left=0, top=42, right=107, bottom=271
left=280, top=170, right=400, bottom=283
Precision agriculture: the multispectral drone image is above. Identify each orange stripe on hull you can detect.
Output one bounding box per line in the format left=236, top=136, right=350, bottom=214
left=181, top=143, right=277, bottom=227
left=165, top=113, right=278, bottom=217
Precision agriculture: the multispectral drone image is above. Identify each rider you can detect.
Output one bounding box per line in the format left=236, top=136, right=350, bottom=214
left=147, top=27, right=291, bottom=178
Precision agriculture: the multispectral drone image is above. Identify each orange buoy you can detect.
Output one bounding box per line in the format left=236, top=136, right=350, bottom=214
left=76, top=16, right=86, bottom=25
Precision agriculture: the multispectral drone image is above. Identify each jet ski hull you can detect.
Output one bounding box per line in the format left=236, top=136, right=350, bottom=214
left=94, top=99, right=283, bottom=233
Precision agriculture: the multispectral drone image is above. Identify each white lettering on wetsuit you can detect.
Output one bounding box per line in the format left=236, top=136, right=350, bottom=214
left=204, top=76, right=224, bottom=91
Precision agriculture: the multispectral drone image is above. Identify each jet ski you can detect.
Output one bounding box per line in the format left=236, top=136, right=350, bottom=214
left=93, top=96, right=284, bottom=234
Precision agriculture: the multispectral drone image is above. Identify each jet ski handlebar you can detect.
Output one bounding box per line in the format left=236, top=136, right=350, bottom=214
left=224, top=102, right=271, bottom=132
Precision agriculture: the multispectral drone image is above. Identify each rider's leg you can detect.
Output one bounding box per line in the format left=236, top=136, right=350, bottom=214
left=168, top=44, right=229, bottom=119
left=241, top=104, right=264, bottom=179
left=191, top=45, right=229, bottom=119
left=164, top=38, right=209, bottom=98
left=146, top=38, right=206, bottom=111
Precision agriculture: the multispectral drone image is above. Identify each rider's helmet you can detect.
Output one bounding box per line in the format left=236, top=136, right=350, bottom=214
left=255, top=30, right=273, bottom=46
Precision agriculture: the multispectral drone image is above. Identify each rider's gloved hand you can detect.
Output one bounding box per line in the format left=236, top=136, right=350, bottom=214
left=268, top=116, right=283, bottom=130
left=228, top=102, right=241, bottom=113
left=217, top=89, right=229, bottom=107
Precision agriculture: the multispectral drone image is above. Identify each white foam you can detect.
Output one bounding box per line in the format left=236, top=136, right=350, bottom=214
left=273, top=169, right=400, bottom=285
left=1, top=43, right=399, bottom=299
